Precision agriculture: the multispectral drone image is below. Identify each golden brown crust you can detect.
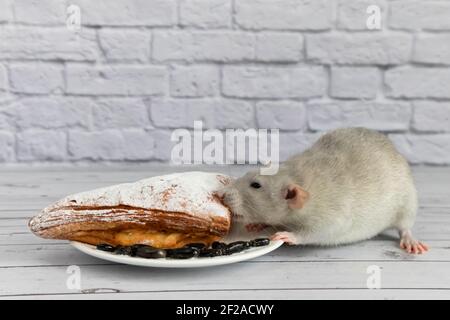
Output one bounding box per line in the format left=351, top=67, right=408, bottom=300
left=29, top=172, right=234, bottom=249
left=32, top=205, right=230, bottom=249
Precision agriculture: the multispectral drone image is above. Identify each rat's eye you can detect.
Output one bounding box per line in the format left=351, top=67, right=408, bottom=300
left=250, top=182, right=261, bottom=189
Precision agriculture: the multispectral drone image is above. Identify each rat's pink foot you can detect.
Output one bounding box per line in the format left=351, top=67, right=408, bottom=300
left=271, top=231, right=299, bottom=245
left=245, top=223, right=269, bottom=233
left=399, top=230, right=429, bottom=254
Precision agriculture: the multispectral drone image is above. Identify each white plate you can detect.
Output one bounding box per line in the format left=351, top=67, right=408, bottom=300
left=70, top=239, right=283, bottom=268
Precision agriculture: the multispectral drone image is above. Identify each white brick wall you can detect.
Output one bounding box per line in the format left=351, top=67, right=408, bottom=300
left=0, top=0, right=449, bottom=164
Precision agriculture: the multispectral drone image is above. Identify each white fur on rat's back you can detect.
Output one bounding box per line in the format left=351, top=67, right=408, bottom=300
left=224, top=128, right=418, bottom=247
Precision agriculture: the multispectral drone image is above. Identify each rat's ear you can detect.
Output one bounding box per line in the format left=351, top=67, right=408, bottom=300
left=283, top=184, right=309, bottom=209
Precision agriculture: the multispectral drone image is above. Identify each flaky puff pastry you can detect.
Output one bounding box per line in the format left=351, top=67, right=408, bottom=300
left=29, top=172, right=233, bottom=249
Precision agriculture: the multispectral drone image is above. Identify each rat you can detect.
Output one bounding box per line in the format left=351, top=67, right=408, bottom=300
left=220, top=127, right=428, bottom=254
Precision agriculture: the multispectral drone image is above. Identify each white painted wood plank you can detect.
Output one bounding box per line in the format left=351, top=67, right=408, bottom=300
left=1, top=206, right=448, bottom=221
left=2, top=289, right=449, bottom=300
left=0, top=166, right=449, bottom=210
left=1, top=240, right=450, bottom=268
left=1, top=261, right=449, bottom=296
left=2, top=210, right=449, bottom=246
left=0, top=165, right=243, bottom=185
left=0, top=233, right=66, bottom=245
left=2, top=195, right=448, bottom=211
left=0, top=210, right=36, bottom=219
left=1, top=207, right=449, bottom=247
left=3, top=208, right=448, bottom=227
left=1, top=165, right=449, bottom=298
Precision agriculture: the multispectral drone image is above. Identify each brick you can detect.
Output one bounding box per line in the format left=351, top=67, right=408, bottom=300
left=214, top=100, right=254, bottom=129
left=389, top=134, right=450, bottom=164
left=151, top=129, right=174, bottom=161
left=255, top=33, right=303, bottom=62
left=121, top=129, right=155, bottom=161
left=331, top=67, right=379, bottom=99
left=68, top=130, right=121, bottom=160
left=150, top=99, right=214, bottom=128
left=0, top=131, right=14, bottom=161
left=0, top=93, right=14, bottom=106
left=71, top=0, right=176, bottom=26
left=66, top=64, right=167, bottom=95
left=256, top=101, right=306, bottom=130
left=17, top=130, right=66, bottom=161
left=0, top=0, right=13, bottom=22
left=0, top=110, right=13, bottom=131
left=223, top=129, right=260, bottom=165
left=308, top=102, right=411, bottom=131
left=11, top=97, right=93, bottom=129
left=412, top=101, right=450, bottom=132
left=385, top=67, right=450, bottom=99
left=279, top=132, right=321, bottom=161
left=99, top=29, right=151, bottom=62
left=390, top=1, right=450, bottom=31
left=235, top=0, right=332, bottom=30
left=0, top=26, right=98, bottom=61
left=179, top=0, right=231, bottom=28
left=222, top=66, right=326, bottom=98
left=14, top=0, right=66, bottom=24
left=9, top=63, right=64, bottom=94
left=153, top=31, right=254, bottom=62
left=151, top=98, right=253, bottom=129
left=306, top=33, right=412, bottom=65
left=69, top=129, right=154, bottom=161
left=93, top=98, right=150, bottom=129
left=337, top=0, right=386, bottom=30
left=170, top=65, right=219, bottom=97
left=413, top=34, right=450, bottom=64
left=0, top=64, right=7, bottom=90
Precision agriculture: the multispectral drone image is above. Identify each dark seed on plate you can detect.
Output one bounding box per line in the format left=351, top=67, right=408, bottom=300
left=134, top=246, right=166, bottom=259
left=249, top=238, right=270, bottom=247
left=130, top=244, right=152, bottom=255
left=185, top=243, right=206, bottom=250
left=166, top=247, right=199, bottom=259
left=114, top=246, right=133, bottom=256
left=199, top=248, right=224, bottom=257
left=96, top=243, right=116, bottom=252
left=131, top=244, right=152, bottom=250
left=229, top=240, right=250, bottom=248
left=198, top=249, right=214, bottom=257
left=226, top=241, right=248, bottom=254
left=211, top=241, right=226, bottom=250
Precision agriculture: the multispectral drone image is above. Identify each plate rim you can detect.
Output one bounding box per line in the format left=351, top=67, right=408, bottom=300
left=70, top=240, right=284, bottom=268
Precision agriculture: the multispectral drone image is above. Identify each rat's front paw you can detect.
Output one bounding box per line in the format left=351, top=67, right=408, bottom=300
left=270, top=231, right=299, bottom=245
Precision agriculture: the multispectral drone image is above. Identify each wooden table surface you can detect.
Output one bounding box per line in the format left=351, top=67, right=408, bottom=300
left=1, top=165, right=449, bottom=300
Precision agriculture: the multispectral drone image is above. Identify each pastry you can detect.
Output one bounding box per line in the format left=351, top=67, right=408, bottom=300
left=29, top=172, right=233, bottom=249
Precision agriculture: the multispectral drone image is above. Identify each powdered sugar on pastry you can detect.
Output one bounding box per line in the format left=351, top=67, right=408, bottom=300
left=29, top=171, right=234, bottom=234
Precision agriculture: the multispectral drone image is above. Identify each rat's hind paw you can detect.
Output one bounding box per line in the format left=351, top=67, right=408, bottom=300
left=400, top=230, right=429, bottom=254
left=271, top=231, right=299, bottom=245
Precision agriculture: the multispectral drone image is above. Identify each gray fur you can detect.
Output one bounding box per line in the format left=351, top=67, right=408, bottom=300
left=222, top=127, right=419, bottom=247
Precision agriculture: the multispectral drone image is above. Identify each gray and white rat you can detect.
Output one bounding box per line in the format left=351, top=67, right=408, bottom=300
left=221, top=127, right=428, bottom=254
